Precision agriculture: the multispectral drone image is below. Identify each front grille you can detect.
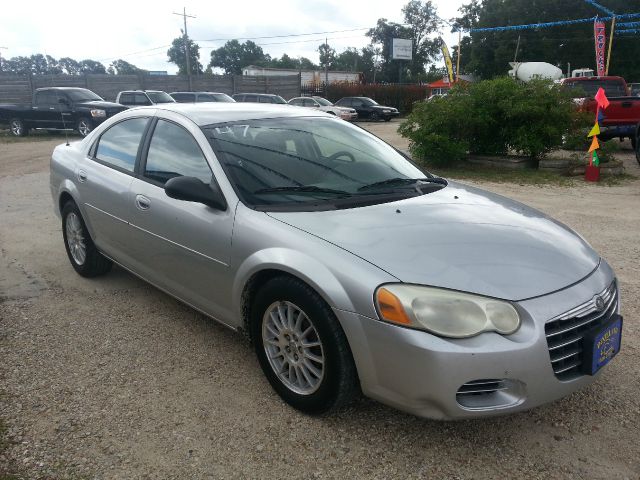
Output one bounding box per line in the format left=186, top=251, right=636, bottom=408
left=544, top=281, right=618, bottom=381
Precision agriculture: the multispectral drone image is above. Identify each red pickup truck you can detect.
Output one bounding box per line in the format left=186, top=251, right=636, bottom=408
left=561, top=76, right=640, bottom=146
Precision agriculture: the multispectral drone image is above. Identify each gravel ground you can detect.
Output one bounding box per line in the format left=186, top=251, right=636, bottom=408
left=1, top=123, right=639, bottom=479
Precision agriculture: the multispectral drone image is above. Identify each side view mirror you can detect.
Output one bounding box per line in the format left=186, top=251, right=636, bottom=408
left=164, top=176, right=227, bottom=211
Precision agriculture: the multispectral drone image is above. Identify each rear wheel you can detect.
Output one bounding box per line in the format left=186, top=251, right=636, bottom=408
left=251, top=276, right=359, bottom=414
left=9, top=118, right=28, bottom=137
left=77, top=118, right=93, bottom=137
left=370, top=112, right=379, bottom=122
left=61, top=201, right=112, bottom=277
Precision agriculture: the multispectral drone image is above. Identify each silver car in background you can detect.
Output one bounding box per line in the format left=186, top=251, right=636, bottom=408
left=288, top=96, right=358, bottom=120
left=49, top=103, right=622, bottom=419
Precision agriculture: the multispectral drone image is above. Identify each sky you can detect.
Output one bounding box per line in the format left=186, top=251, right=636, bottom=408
left=0, top=0, right=466, bottom=73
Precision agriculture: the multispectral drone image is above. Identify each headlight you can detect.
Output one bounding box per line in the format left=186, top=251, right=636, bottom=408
left=90, top=109, right=106, bottom=118
left=374, top=284, right=520, bottom=338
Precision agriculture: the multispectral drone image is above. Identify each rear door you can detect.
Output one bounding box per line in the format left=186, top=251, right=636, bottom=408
left=32, top=90, right=61, bottom=128
left=77, top=115, right=151, bottom=263
left=127, top=114, right=236, bottom=319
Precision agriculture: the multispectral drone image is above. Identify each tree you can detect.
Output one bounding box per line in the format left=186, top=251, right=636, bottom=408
left=108, top=59, right=143, bottom=75
left=58, top=57, right=81, bottom=75
left=367, top=0, right=442, bottom=82
left=167, top=35, right=203, bottom=75
left=78, top=60, right=107, bottom=74
left=318, top=43, right=336, bottom=70
left=454, top=0, right=640, bottom=81
left=209, top=40, right=270, bottom=74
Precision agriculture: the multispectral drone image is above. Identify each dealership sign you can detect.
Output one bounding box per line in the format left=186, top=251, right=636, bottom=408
left=391, top=38, right=413, bottom=61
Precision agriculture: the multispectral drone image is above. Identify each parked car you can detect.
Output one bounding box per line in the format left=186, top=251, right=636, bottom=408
left=116, top=90, right=176, bottom=107
left=562, top=77, right=640, bottom=143
left=334, top=97, right=399, bottom=121
left=232, top=93, right=288, bottom=104
left=170, top=92, right=235, bottom=103
left=50, top=103, right=622, bottom=420
left=288, top=96, right=357, bottom=120
left=0, top=87, right=127, bottom=137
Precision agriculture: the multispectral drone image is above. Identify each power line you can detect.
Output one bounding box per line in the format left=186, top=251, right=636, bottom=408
left=196, top=26, right=373, bottom=43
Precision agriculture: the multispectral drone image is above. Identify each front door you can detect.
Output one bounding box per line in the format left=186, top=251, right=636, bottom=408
left=127, top=117, right=235, bottom=321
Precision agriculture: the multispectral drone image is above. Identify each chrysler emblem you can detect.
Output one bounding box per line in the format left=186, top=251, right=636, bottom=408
left=593, top=295, right=605, bottom=312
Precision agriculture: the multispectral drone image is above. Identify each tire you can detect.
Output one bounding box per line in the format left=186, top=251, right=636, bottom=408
left=370, top=112, right=379, bottom=122
left=76, top=118, right=93, bottom=137
left=61, top=201, right=112, bottom=277
left=9, top=118, right=28, bottom=137
left=636, top=139, right=640, bottom=166
left=250, top=276, right=359, bottom=414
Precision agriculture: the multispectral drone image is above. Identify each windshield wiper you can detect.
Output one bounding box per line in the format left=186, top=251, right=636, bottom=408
left=357, top=177, right=446, bottom=191
left=254, top=186, right=351, bottom=195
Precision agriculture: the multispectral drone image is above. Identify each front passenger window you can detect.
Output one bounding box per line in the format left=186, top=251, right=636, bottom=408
left=144, top=120, right=212, bottom=185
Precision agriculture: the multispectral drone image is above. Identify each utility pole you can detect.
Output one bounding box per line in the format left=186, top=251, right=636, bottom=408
left=0, top=47, right=7, bottom=74
left=173, top=7, right=196, bottom=90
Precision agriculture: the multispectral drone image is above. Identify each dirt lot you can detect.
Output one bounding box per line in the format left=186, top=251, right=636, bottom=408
left=1, top=123, right=639, bottom=479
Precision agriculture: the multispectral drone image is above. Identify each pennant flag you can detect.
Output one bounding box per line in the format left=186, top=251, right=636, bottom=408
left=592, top=150, right=600, bottom=167
left=588, top=136, right=600, bottom=152
left=587, top=123, right=601, bottom=138
left=594, top=87, right=610, bottom=109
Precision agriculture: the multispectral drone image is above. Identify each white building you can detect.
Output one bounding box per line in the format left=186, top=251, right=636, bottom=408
left=242, top=65, right=362, bottom=84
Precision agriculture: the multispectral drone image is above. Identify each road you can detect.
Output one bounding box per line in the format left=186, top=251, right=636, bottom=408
left=1, top=125, right=639, bottom=479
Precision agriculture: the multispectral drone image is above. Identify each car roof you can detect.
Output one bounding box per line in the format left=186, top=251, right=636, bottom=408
left=170, top=91, right=228, bottom=95
left=131, top=102, right=328, bottom=125
left=35, top=87, right=91, bottom=91
left=233, top=93, right=279, bottom=96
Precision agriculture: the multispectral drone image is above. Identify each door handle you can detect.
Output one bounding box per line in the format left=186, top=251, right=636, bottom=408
left=77, top=170, right=87, bottom=182
left=135, top=194, right=151, bottom=210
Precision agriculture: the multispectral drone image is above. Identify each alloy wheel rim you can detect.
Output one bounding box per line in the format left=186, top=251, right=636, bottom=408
left=10, top=121, right=22, bottom=136
left=65, top=212, right=87, bottom=265
left=78, top=121, right=90, bottom=136
left=262, top=301, right=325, bottom=395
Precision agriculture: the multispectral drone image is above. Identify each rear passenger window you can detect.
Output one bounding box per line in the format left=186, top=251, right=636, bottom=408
left=134, top=93, right=151, bottom=105
left=119, top=93, right=134, bottom=105
left=144, top=120, right=212, bottom=185
left=95, top=118, right=148, bottom=172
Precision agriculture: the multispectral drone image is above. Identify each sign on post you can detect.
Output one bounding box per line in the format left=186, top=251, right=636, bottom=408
left=391, top=39, right=413, bottom=61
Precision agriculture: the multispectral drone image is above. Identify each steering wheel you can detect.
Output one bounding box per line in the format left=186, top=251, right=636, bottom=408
left=328, top=151, right=356, bottom=162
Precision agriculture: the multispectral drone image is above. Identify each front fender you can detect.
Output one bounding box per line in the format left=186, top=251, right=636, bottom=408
left=232, top=247, right=355, bottom=320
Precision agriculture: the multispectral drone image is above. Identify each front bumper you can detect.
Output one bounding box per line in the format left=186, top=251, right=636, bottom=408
left=340, top=112, right=358, bottom=121
left=336, top=261, right=618, bottom=419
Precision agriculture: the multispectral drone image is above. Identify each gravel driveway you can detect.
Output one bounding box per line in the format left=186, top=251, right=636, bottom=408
left=1, top=125, right=639, bottom=479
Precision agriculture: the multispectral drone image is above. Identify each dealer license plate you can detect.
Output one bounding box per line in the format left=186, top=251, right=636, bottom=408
left=582, top=315, right=622, bottom=375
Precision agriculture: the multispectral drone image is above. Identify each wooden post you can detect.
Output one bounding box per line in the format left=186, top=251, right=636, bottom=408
left=606, top=16, right=616, bottom=75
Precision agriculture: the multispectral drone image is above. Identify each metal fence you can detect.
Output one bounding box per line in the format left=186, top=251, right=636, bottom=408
left=0, top=73, right=302, bottom=104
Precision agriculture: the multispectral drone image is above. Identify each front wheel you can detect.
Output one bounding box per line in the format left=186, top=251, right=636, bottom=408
left=61, top=201, right=112, bottom=277
left=251, top=276, right=359, bottom=414
left=77, top=118, right=93, bottom=137
left=9, top=118, right=28, bottom=137
left=370, top=112, right=379, bottom=122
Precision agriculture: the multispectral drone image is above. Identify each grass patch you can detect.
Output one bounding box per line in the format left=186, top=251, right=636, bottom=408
left=0, top=129, right=80, bottom=144
left=429, top=164, right=636, bottom=187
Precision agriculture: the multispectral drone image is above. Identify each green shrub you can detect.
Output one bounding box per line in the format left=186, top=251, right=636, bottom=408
left=400, top=77, right=580, bottom=166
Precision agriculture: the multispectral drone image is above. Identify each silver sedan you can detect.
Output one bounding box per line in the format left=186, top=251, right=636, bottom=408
left=49, top=103, right=622, bottom=419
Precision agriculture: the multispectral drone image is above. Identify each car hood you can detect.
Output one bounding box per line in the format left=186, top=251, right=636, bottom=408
left=267, top=181, right=600, bottom=301
left=77, top=100, right=126, bottom=110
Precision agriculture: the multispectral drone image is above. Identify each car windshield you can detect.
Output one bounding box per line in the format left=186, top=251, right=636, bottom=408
left=362, top=97, right=378, bottom=106
left=205, top=117, right=443, bottom=211
left=65, top=89, right=104, bottom=102
left=146, top=91, right=175, bottom=103
left=314, top=97, right=333, bottom=106
left=271, top=95, right=287, bottom=104
left=197, top=93, right=234, bottom=102
left=563, top=80, right=627, bottom=97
